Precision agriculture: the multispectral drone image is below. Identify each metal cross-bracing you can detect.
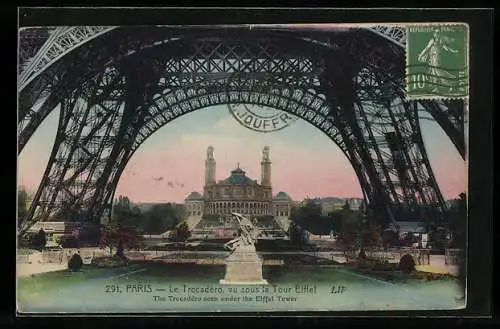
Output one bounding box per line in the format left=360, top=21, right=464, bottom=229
left=18, top=27, right=54, bottom=70
left=17, top=25, right=404, bottom=90
left=367, top=25, right=407, bottom=48
left=17, top=26, right=465, bottom=235
left=21, top=66, right=126, bottom=233
left=352, top=65, right=446, bottom=217
left=18, top=26, right=465, bottom=160
left=18, top=26, right=117, bottom=91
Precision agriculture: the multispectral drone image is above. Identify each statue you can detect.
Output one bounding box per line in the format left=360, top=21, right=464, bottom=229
left=219, top=213, right=268, bottom=285
left=223, top=213, right=259, bottom=253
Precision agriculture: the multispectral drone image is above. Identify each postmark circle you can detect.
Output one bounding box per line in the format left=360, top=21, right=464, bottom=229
left=227, top=103, right=298, bottom=133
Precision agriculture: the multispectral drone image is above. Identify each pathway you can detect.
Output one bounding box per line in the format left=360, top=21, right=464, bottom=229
left=417, top=255, right=459, bottom=276
left=17, top=251, right=67, bottom=277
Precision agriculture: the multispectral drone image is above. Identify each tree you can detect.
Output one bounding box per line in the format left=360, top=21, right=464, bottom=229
left=18, top=187, right=30, bottom=228
left=112, top=196, right=141, bottom=228
left=446, top=192, right=467, bottom=291
left=17, top=187, right=33, bottom=231
left=169, top=221, right=191, bottom=242
left=99, top=222, right=143, bottom=258
left=288, top=221, right=307, bottom=246
left=336, top=207, right=362, bottom=261
left=289, top=201, right=337, bottom=236
left=342, top=200, right=351, bottom=211
left=448, top=192, right=467, bottom=249
left=328, top=211, right=343, bottom=234
left=31, top=228, right=47, bottom=251
left=143, top=208, right=166, bottom=234
left=359, top=223, right=383, bottom=257
left=173, top=204, right=187, bottom=222
left=140, top=203, right=186, bottom=234
left=382, top=229, right=398, bottom=249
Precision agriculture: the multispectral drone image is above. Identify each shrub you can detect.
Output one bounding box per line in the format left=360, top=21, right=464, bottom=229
left=91, top=256, right=127, bottom=268
left=398, top=254, right=416, bottom=273
left=99, top=224, right=143, bottom=255
left=68, top=253, right=83, bottom=271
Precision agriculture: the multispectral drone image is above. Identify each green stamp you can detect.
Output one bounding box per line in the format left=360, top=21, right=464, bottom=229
left=406, top=24, right=469, bottom=99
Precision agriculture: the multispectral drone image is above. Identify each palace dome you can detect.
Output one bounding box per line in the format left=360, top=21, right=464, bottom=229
left=222, top=166, right=256, bottom=185
left=273, top=191, right=292, bottom=201
left=185, top=191, right=204, bottom=201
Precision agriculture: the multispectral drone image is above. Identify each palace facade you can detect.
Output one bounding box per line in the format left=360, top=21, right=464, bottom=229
left=184, top=146, right=293, bottom=227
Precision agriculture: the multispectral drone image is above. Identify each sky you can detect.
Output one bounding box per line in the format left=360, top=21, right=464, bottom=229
left=18, top=104, right=467, bottom=204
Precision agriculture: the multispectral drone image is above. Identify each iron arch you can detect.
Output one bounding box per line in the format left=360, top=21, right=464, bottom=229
left=18, top=27, right=403, bottom=150
left=105, top=86, right=370, bottom=222
left=19, top=26, right=465, bottom=161
left=18, top=27, right=453, bottom=234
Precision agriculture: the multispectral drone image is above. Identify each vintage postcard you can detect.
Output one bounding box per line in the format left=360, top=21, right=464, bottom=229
left=17, top=20, right=469, bottom=313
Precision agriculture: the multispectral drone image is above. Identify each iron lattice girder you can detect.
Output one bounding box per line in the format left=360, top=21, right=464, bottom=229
left=21, top=67, right=126, bottom=234
left=368, top=25, right=407, bottom=47
left=18, top=25, right=407, bottom=93
left=135, top=84, right=336, bottom=150
left=19, top=26, right=117, bottom=91
left=321, top=63, right=446, bottom=222
left=17, top=26, right=434, bottom=138
left=18, top=28, right=404, bottom=155
left=18, top=27, right=54, bottom=69
left=18, top=27, right=459, bottom=231
left=19, top=27, right=402, bottom=100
